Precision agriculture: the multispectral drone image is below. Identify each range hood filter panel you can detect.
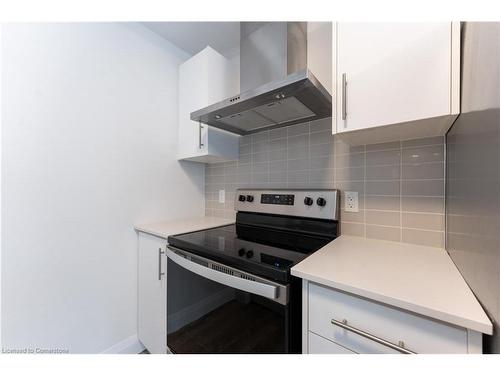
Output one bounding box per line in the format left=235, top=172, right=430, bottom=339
left=253, top=96, right=315, bottom=124
left=215, top=97, right=316, bottom=132
left=216, top=110, right=275, bottom=131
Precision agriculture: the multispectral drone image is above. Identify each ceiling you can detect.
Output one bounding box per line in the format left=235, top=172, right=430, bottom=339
left=142, top=22, right=240, bottom=57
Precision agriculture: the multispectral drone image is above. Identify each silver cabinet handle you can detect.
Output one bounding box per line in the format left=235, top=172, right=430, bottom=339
left=158, top=248, right=165, bottom=281
left=330, top=318, right=415, bottom=354
left=166, top=248, right=279, bottom=301
left=341, top=73, right=347, bottom=121
left=198, top=121, right=204, bottom=149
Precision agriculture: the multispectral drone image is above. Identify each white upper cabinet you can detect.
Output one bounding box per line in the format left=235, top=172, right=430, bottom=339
left=335, top=22, right=460, bottom=144
left=177, top=46, right=239, bottom=163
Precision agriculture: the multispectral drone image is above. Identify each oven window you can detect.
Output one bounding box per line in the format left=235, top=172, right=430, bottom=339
left=167, top=257, right=288, bottom=354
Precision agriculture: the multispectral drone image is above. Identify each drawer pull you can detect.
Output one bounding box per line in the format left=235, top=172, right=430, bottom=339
left=331, top=318, right=415, bottom=354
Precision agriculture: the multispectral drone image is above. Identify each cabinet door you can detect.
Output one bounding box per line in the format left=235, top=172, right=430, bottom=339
left=138, top=232, right=167, bottom=354
left=177, top=46, right=237, bottom=162
left=309, top=332, right=355, bottom=354
left=177, top=51, right=210, bottom=159
left=336, top=23, right=453, bottom=133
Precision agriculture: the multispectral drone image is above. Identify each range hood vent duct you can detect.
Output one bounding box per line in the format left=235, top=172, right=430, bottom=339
left=190, top=22, right=332, bottom=135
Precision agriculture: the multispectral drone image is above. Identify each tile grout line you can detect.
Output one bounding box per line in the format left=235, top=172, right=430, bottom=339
left=400, top=140, right=403, bottom=243
left=308, top=122, right=311, bottom=187
left=267, top=131, right=270, bottom=187
left=331, top=135, right=335, bottom=190
left=363, top=145, right=367, bottom=238
left=250, top=135, right=254, bottom=189
left=342, top=221, right=445, bottom=233
left=286, top=129, right=289, bottom=189
left=333, top=139, right=338, bottom=221
left=267, top=133, right=270, bottom=188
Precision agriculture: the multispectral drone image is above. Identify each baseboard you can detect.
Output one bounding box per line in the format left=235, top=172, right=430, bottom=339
left=101, top=334, right=146, bottom=354
left=167, top=288, right=235, bottom=334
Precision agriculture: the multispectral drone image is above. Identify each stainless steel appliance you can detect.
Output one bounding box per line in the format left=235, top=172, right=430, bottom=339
left=166, top=189, right=339, bottom=353
left=190, top=22, right=332, bottom=135
left=446, top=22, right=500, bottom=353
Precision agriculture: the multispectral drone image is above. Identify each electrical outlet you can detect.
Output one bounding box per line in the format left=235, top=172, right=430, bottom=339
left=218, top=189, right=225, bottom=204
left=344, top=191, right=358, bottom=212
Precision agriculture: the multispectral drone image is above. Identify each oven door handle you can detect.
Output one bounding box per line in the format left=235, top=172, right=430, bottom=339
left=166, top=248, right=279, bottom=300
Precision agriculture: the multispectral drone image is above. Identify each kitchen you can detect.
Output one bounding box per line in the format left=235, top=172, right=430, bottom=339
left=1, top=0, right=500, bottom=373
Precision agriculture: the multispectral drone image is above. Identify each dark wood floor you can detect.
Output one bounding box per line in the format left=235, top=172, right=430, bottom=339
left=167, top=299, right=285, bottom=354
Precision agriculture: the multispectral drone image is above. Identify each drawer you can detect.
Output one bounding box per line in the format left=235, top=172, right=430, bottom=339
left=308, top=283, right=468, bottom=354
left=308, top=332, right=355, bottom=354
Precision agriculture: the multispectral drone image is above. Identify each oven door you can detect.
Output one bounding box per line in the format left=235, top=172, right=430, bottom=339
left=166, top=246, right=290, bottom=354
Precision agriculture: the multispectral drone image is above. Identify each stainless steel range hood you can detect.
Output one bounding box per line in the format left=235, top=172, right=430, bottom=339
left=190, top=22, right=332, bottom=135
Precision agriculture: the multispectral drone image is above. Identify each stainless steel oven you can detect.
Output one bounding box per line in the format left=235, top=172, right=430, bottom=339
left=166, top=189, right=339, bottom=354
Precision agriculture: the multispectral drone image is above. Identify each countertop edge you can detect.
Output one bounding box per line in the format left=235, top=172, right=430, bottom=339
left=134, top=226, right=169, bottom=239
left=292, top=268, right=493, bottom=335
left=134, top=217, right=235, bottom=240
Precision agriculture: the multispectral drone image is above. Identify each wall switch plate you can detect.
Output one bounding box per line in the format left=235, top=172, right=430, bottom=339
left=218, top=189, right=225, bottom=204
left=345, top=191, right=358, bottom=212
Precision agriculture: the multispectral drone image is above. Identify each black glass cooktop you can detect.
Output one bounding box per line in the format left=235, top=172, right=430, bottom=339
left=168, top=215, right=338, bottom=283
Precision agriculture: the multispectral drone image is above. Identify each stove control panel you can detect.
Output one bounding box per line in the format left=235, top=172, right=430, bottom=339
left=261, top=194, right=294, bottom=205
left=235, top=189, right=339, bottom=221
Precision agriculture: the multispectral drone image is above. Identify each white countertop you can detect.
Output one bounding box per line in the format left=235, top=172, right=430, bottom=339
left=134, top=216, right=234, bottom=239
left=291, top=235, right=492, bottom=334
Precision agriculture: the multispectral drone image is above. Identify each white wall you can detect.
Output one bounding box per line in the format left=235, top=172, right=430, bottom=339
left=1, top=23, right=205, bottom=353
left=0, top=24, right=3, bottom=351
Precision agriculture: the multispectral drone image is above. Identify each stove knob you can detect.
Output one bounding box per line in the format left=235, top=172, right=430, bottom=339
left=238, top=248, right=246, bottom=257
left=316, top=197, right=327, bottom=207
left=238, top=195, right=246, bottom=202
left=304, top=197, right=313, bottom=206
left=246, top=195, right=254, bottom=202
left=246, top=250, right=254, bottom=259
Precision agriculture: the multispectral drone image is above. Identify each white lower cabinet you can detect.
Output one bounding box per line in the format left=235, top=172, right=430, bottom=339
left=137, top=232, right=167, bottom=354
left=304, top=281, right=482, bottom=354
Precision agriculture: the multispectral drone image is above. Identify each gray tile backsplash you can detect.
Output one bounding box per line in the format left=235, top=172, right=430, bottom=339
left=204, top=118, right=445, bottom=248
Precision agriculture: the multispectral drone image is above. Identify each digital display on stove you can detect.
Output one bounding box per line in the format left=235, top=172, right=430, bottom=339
left=260, top=194, right=294, bottom=205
